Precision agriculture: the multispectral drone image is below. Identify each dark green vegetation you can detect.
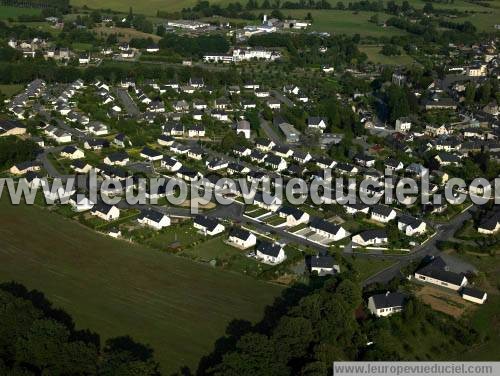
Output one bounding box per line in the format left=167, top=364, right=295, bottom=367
left=0, top=198, right=284, bottom=373
left=201, top=272, right=482, bottom=375
left=0, top=136, right=40, bottom=170
left=0, top=284, right=161, bottom=375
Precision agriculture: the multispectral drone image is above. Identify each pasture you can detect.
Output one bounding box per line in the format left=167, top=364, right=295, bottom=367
left=0, top=5, right=41, bottom=19
left=359, top=45, right=415, bottom=65
left=0, top=198, right=284, bottom=374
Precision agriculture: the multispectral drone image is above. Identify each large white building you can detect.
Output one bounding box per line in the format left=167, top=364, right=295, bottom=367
left=204, top=47, right=281, bottom=63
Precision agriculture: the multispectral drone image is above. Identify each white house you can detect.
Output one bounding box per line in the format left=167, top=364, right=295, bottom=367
left=461, top=287, right=487, bottom=304
left=140, top=147, right=163, bottom=162
left=228, top=228, right=257, bottom=249
left=253, top=192, right=282, bottom=212
left=60, top=146, right=84, bottom=160
left=193, top=216, right=225, bottom=236
left=255, top=241, right=286, bottom=265
left=137, top=210, right=171, bottom=230
left=310, top=254, right=339, bottom=276
left=236, top=120, right=251, bottom=139
left=368, top=292, right=407, bottom=317
left=90, top=203, right=120, bottom=221
left=352, top=229, right=388, bottom=247
left=308, top=117, right=328, bottom=132
left=309, top=218, right=348, bottom=241
left=278, top=206, right=310, bottom=227
left=414, top=257, right=468, bottom=291
left=371, top=205, right=397, bottom=223
left=161, top=156, right=182, bottom=172
left=104, top=152, right=129, bottom=166
left=69, top=195, right=95, bottom=212
left=398, top=215, right=427, bottom=236
left=395, top=118, right=411, bottom=132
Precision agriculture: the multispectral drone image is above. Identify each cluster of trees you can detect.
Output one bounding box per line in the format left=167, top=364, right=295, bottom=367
left=0, top=282, right=160, bottom=375
left=381, top=44, right=401, bottom=56
left=0, top=136, right=40, bottom=170
left=464, top=80, right=500, bottom=108
left=197, top=271, right=479, bottom=375
left=247, top=32, right=366, bottom=68
left=158, top=34, right=229, bottom=58
left=384, top=84, right=418, bottom=123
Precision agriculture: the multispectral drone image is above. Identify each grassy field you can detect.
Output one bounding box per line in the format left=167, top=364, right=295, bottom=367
left=0, top=5, right=41, bottom=19
left=359, top=45, right=415, bottom=65
left=0, top=84, right=23, bottom=97
left=445, top=250, right=500, bottom=360
left=275, top=9, right=407, bottom=37
left=0, top=198, right=284, bottom=374
left=71, top=0, right=200, bottom=15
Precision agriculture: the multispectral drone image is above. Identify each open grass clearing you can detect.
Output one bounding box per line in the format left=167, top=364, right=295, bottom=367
left=0, top=197, right=283, bottom=374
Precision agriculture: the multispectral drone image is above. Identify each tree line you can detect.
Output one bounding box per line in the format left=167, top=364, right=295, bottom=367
left=0, top=282, right=160, bottom=375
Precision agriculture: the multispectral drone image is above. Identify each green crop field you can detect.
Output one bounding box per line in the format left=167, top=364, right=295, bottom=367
left=359, top=45, right=415, bottom=65
left=0, top=5, right=41, bottom=19
left=0, top=198, right=284, bottom=374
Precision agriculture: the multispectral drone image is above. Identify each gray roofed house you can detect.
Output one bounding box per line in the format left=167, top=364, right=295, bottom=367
left=368, top=291, right=407, bottom=317
left=414, top=256, right=468, bottom=291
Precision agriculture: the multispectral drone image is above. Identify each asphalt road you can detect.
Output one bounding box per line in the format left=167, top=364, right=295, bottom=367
left=115, top=88, right=140, bottom=117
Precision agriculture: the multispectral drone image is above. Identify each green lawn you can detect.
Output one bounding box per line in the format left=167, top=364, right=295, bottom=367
left=0, top=6, right=40, bottom=19
left=349, top=256, right=396, bottom=281
left=0, top=198, right=283, bottom=374
left=359, top=45, right=415, bottom=65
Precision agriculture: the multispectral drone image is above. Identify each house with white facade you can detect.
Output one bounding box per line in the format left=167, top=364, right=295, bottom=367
left=368, top=292, right=407, bottom=317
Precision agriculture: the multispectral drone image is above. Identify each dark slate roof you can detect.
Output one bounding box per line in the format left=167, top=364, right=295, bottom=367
left=256, top=241, right=282, bottom=257
left=93, top=202, right=115, bottom=214
left=107, top=151, right=129, bottom=162
left=162, top=156, right=180, bottom=167
left=310, top=254, right=334, bottom=269
left=357, top=229, right=387, bottom=242
left=86, top=138, right=109, bottom=148
left=0, top=119, right=26, bottom=131
left=62, top=145, right=78, bottom=154
left=265, top=154, right=282, bottom=166
left=177, top=166, right=198, bottom=178
left=229, top=227, right=252, bottom=241
left=194, top=215, right=220, bottom=232
left=398, top=215, right=423, bottom=228
left=417, top=258, right=466, bottom=286
left=461, top=287, right=486, bottom=299
left=371, top=204, right=395, bottom=217
left=139, top=209, right=165, bottom=223
left=13, top=160, right=40, bottom=170
left=278, top=206, right=305, bottom=221
left=141, top=147, right=162, bottom=158
left=71, top=159, right=90, bottom=169
left=371, top=292, right=407, bottom=309
left=310, top=217, right=342, bottom=235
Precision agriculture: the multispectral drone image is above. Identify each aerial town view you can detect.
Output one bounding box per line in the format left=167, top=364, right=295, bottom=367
left=0, top=0, right=499, bottom=375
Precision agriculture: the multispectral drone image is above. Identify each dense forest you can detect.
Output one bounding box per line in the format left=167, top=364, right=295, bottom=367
left=0, top=282, right=161, bottom=375
left=195, top=270, right=479, bottom=375
left=0, top=136, right=40, bottom=170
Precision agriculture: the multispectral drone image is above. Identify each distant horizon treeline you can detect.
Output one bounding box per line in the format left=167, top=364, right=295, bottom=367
left=0, top=0, right=69, bottom=12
